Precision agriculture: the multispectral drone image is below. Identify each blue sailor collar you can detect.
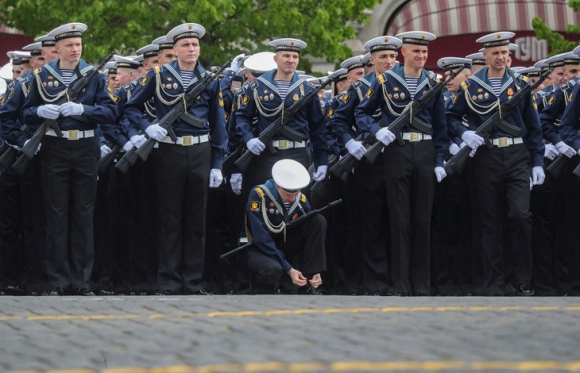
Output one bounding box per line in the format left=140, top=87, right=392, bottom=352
left=256, top=69, right=305, bottom=99
left=42, top=58, right=94, bottom=87
left=262, top=179, right=302, bottom=216
left=385, top=64, right=436, bottom=94
left=470, top=67, right=520, bottom=96
left=162, top=60, right=208, bottom=90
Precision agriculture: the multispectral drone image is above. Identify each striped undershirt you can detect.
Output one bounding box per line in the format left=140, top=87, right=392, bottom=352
left=405, top=77, right=419, bottom=99
left=61, top=70, right=74, bottom=87
left=283, top=201, right=292, bottom=212
left=275, top=80, right=291, bottom=101
left=489, top=77, right=503, bottom=97
left=180, top=70, right=194, bottom=91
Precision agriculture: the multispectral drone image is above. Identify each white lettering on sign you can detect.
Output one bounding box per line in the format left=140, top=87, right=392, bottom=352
left=515, top=37, right=548, bottom=62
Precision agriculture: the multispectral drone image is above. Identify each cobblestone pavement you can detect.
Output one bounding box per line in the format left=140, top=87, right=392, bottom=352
left=0, top=296, right=579, bottom=372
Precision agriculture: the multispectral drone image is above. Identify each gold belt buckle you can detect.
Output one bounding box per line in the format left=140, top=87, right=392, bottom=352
left=182, top=136, right=194, bottom=146
left=68, top=130, right=79, bottom=140
left=410, top=132, right=419, bottom=142
left=497, top=137, right=508, bottom=148
left=278, top=140, right=289, bottom=149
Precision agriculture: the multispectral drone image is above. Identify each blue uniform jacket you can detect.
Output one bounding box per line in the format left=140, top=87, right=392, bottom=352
left=443, top=90, right=463, bottom=147
left=20, top=58, right=117, bottom=133
left=235, top=69, right=329, bottom=167
left=355, top=64, right=449, bottom=167
left=329, top=72, right=376, bottom=146
left=246, top=179, right=311, bottom=272
left=446, top=67, right=544, bottom=167
left=558, top=82, right=580, bottom=150
left=539, top=79, right=578, bottom=145
left=123, top=60, right=227, bottom=169
left=220, top=69, right=236, bottom=119
left=323, top=96, right=344, bottom=155
left=0, top=72, right=34, bottom=147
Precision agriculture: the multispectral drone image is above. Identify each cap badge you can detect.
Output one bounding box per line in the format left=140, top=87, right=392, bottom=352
left=442, top=60, right=446, bottom=64
left=497, top=33, right=502, bottom=39
left=290, top=40, right=295, bottom=46
left=384, top=37, right=389, bottom=42
left=188, top=24, right=193, bottom=30
left=71, top=24, right=76, bottom=30
left=421, top=34, right=426, bottom=39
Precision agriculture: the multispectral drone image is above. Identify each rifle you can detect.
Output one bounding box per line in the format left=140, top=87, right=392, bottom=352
left=220, top=199, right=343, bottom=261
left=328, top=132, right=374, bottom=182
left=13, top=52, right=115, bottom=174
left=0, top=124, right=32, bottom=174
left=233, top=71, right=341, bottom=173
left=309, top=154, right=339, bottom=195
left=114, top=130, right=145, bottom=174
left=364, top=68, right=463, bottom=165
left=97, top=141, right=120, bottom=174
left=545, top=154, right=568, bottom=179
left=444, top=67, right=552, bottom=176
left=131, top=59, right=232, bottom=164
left=222, top=142, right=244, bottom=171
left=0, top=147, right=17, bottom=173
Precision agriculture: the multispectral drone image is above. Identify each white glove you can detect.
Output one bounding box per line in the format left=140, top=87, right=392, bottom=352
left=543, top=143, right=558, bottom=160
left=122, top=141, right=133, bottom=152
left=459, top=142, right=476, bottom=157
left=247, top=138, right=265, bottom=155
left=313, top=165, right=328, bottom=182
left=24, top=139, right=41, bottom=155
left=345, top=139, right=367, bottom=160
left=230, top=53, right=246, bottom=73
left=209, top=169, right=223, bottom=188
left=59, top=102, right=85, bottom=116
left=230, top=173, right=243, bottom=195
left=130, top=134, right=147, bottom=148
left=555, top=141, right=576, bottom=158
left=37, top=104, right=60, bottom=119
left=461, top=131, right=484, bottom=149
left=434, top=167, right=447, bottom=183
left=145, top=124, right=167, bottom=141
left=100, top=144, right=112, bottom=158
left=532, top=166, right=545, bottom=186
left=375, top=128, right=396, bottom=146
left=449, top=143, right=460, bottom=156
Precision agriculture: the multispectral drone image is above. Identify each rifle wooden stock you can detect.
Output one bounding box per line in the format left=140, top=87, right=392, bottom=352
left=11, top=153, right=31, bottom=176
left=0, top=147, right=18, bottom=172
left=220, top=199, right=342, bottom=261
left=97, top=141, right=120, bottom=174
left=444, top=67, right=552, bottom=176
left=234, top=77, right=333, bottom=173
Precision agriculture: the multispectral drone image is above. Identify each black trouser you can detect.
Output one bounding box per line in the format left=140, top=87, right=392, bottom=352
left=470, top=144, right=532, bottom=295
left=554, top=156, right=580, bottom=295
left=155, top=142, right=211, bottom=294
left=529, top=158, right=558, bottom=295
left=21, top=156, right=47, bottom=292
left=310, top=169, right=348, bottom=294
left=0, top=158, right=23, bottom=289
left=204, top=183, right=236, bottom=293
left=431, top=162, right=472, bottom=295
left=357, top=156, right=390, bottom=294
left=384, top=140, right=435, bottom=294
left=244, top=213, right=327, bottom=288
left=42, top=135, right=99, bottom=290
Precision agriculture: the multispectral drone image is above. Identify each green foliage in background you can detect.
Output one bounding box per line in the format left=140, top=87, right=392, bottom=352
left=0, top=0, right=381, bottom=72
left=532, top=0, right=580, bottom=56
